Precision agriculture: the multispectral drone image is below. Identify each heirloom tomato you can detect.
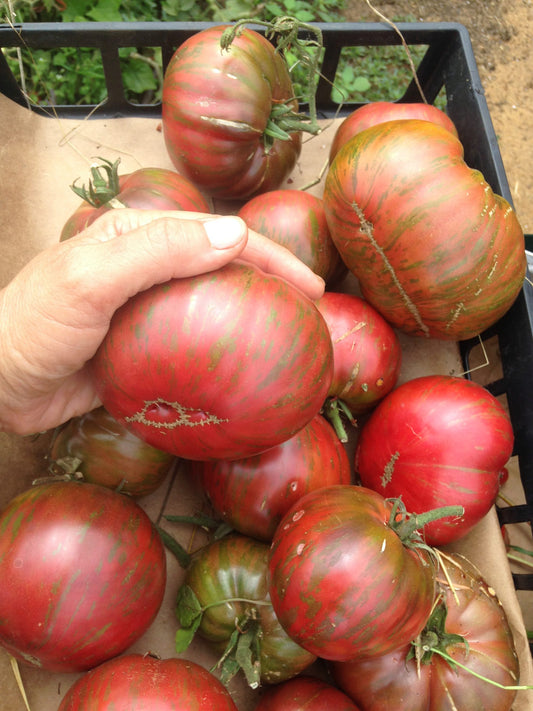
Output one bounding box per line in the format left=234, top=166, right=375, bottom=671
left=49, top=406, right=177, bottom=497
left=191, top=413, right=351, bottom=542
left=162, top=25, right=302, bottom=200
left=238, top=190, right=346, bottom=285
left=332, top=553, right=520, bottom=711
left=253, top=675, right=361, bottom=710
left=268, top=484, right=436, bottom=661
left=58, top=653, right=239, bottom=710
left=317, top=291, right=401, bottom=415
left=329, top=101, right=458, bottom=162
left=89, top=261, right=334, bottom=460
left=175, top=533, right=316, bottom=687
left=324, top=119, right=526, bottom=340
left=60, top=158, right=211, bottom=240
left=0, top=481, right=166, bottom=672
left=355, top=375, right=514, bottom=545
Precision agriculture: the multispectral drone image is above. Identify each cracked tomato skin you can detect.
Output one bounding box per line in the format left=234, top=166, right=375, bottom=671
left=162, top=25, right=301, bottom=200
left=58, top=653, right=239, bottom=710
left=60, top=166, right=211, bottom=240
left=0, top=482, right=166, bottom=672
left=331, top=554, right=519, bottom=711
left=355, top=375, right=514, bottom=546
left=268, top=484, right=435, bottom=662
left=191, top=413, right=351, bottom=542
left=89, top=261, right=334, bottom=460
left=323, top=119, right=526, bottom=340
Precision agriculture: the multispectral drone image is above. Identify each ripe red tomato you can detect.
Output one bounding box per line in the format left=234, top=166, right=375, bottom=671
left=58, top=653, right=239, bottom=710
left=0, top=481, right=166, bottom=672
left=60, top=160, right=211, bottom=240
left=162, top=25, right=302, bottom=199
left=355, top=375, right=514, bottom=545
left=253, top=675, right=361, bottom=710
left=191, top=413, right=351, bottom=541
left=268, top=484, right=436, bottom=661
left=89, top=261, right=334, bottom=460
left=324, top=119, right=526, bottom=340
left=238, top=190, right=346, bottom=285
left=329, top=101, right=458, bottom=162
left=176, top=533, right=316, bottom=686
left=49, top=406, right=177, bottom=497
left=332, top=553, right=519, bottom=711
left=316, top=291, right=402, bottom=414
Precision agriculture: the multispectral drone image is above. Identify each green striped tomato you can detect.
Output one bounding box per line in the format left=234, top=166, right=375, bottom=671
left=324, top=119, right=526, bottom=340
left=0, top=481, right=166, bottom=672
left=89, top=261, right=333, bottom=461
left=176, top=533, right=316, bottom=686
left=162, top=25, right=301, bottom=200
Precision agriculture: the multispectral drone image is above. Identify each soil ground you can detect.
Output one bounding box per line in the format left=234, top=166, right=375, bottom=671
left=342, top=0, right=533, bottom=235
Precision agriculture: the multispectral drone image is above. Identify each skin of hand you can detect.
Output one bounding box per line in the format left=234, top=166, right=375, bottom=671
left=0, top=209, right=325, bottom=436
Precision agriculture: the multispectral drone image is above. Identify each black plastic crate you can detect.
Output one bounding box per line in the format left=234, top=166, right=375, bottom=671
left=1, top=19, right=533, bottom=625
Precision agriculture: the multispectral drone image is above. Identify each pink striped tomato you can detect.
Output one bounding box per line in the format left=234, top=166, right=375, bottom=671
left=253, top=675, right=361, bottom=710
left=89, top=261, right=333, bottom=460
left=355, top=375, right=514, bottom=546
left=58, top=653, right=239, bottom=710
left=324, top=119, right=526, bottom=340
left=61, top=160, right=211, bottom=240
left=191, top=413, right=351, bottom=541
left=162, top=25, right=302, bottom=200
left=329, top=101, right=458, bottom=162
left=268, top=485, right=436, bottom=661
left=332, top=553, right=519, bottom=711
left=0, top=482, right=166, bottom=672
left=238, top=190, right=346, bottom=285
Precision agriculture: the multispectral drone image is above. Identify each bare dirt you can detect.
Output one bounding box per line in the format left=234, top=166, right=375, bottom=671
left=342, top=0, right=533, bottom=235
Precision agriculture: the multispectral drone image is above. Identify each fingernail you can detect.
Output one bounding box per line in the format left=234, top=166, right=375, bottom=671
left=204, top=216, right=245, bottom=249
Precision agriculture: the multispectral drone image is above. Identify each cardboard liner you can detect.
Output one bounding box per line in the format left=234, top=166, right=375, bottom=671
left=0, top=94, right=531, bottom=710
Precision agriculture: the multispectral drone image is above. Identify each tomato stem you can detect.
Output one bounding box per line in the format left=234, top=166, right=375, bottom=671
left=388, top=498, right=464, bottom=544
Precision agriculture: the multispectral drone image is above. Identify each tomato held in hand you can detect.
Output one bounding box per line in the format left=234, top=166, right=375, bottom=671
left=238, top=190, right=346, bottom=285
left=355, top=375, right=514, bottom=545
left=49, top=406, right=177, bottom=497
left=0, top=482, right=166, bottom=672
left=60, top=159, right=211, bottom=240
left=329, top=101, right=458, bottom=162
left=324, top=119, right=526, bottom=340
left=90, top=261, right=334, bottom=460
left=332, top=553, right=520, bottom=711
left=268, top=485, right=436, bottom=661
left=162, top=25, right=302, bottom=200
left=58, top=653, right=239, bottom=710
left=191, top=413, right=351, bottom=541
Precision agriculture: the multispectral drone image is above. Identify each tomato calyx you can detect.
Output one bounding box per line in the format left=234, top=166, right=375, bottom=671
left=408, top=596, right=466, bottom=667
left=387, top=497, right=464, bottom=550
left=175, top=584, right=271, bottom=689
left=70, top=157, right=122, bottom=207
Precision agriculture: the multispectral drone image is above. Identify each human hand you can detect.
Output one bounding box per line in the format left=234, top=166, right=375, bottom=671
left=0, top=209, right=325, bottom=435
